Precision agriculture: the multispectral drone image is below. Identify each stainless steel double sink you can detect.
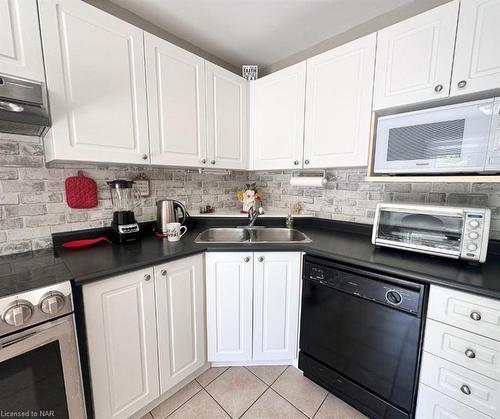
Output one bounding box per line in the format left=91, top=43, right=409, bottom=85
left=194, top=227, right=311, bottom=244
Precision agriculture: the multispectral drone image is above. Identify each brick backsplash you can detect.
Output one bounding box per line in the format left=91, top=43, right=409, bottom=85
left=0, top=133, right=246, bottom=255
left=1, top=132, right=500, bottom=255
left=248, top=169, right=500, bottom=239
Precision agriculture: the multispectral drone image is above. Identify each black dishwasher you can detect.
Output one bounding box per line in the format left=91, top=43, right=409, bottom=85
left=299, top=256, right=426, bottom=419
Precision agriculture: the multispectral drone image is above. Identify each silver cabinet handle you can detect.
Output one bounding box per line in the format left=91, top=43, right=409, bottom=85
left=294, top=160, right=299, bottom=166
left=161, top=270, right=167, bottom=276
left=465, top=349, right=476, bottom=359
left=244, top=257, right=250, bottom=262
left=457, top=80, right=467, bottom=89
left=142, top=154, right=148, bottom=160
left=258, top=256, right=264, bottom=262
left=460, top=384, right=471, bottom=395
left=304, top=159, right=310, bottom=165
left=210, top=160, right=216, bottom=165
left=144, top=274, right=151, bottom=281
left=201, top=159, right=207, bottom=164
left=434, top=84, right=443, bottom=93
left=470, top=311, right=481, bottom=321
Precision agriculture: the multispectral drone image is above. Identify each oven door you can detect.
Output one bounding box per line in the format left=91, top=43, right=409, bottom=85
left=300, top=277, right=421, bottom=413
left=374, top=98, right=494, bottom=174
left=0, top=316, right=86, bottom=419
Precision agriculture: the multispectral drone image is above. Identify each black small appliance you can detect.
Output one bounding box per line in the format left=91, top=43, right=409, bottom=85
left=108, top=180, right=141, bottom=243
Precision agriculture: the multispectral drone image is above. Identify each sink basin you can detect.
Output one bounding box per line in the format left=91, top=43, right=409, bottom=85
left=194, top=227, right=311, bottom=243
left=195, top=228, right=250, bottom=243
left=251, top=228, right=311, bottom=243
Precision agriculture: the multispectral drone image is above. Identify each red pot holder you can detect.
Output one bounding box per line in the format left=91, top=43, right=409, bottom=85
left=65, top=171, right=98, bottom=209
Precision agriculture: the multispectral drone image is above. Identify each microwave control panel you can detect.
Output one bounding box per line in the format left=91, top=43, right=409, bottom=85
left=461, top=212, right=488, bottom=262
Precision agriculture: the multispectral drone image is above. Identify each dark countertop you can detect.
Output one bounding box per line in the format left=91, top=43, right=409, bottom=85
left=50, top=218, right=500, bottom=300
left=0, top=249, right=74, bottom=298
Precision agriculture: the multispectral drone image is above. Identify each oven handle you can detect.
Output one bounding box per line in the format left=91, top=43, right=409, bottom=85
left=1, top=331, right=37, bottom=348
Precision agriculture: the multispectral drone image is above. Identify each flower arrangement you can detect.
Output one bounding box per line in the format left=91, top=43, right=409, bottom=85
left=237, top=183, right=262, bottom=213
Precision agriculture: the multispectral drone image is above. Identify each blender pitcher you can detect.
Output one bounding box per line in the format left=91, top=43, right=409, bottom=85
left=107, top=180, right=141, bottom=243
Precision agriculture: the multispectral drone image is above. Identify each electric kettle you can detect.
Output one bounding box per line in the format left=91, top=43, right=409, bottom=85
left=156, top=199, right=189, bottom=234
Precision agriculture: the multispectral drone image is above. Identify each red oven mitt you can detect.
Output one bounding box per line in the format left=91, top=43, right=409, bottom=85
left=65, top=171, right=98, bottom=208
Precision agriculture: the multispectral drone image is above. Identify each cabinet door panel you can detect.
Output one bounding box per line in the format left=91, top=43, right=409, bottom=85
left=38, top=0, right=150, bottom=164
left=83, top=268, right=158, bottom=419
left=251, top=62, right=306, bottom=170
left=373, top=1, right=459, bottom=110
left=206, top=252, right=253, bottom=362
left=451, top=0, right=500, bottom=96
left=146, top=33, right=207, bottom=167
left=155, top=254, right=205, bottom=394
left=206, top=62, right=248, bottom=169
left=253, top=252, right=301, bottom=361
left=304, top=34, right=375, bottom=168
left=0, top=0, right=44, bottom=81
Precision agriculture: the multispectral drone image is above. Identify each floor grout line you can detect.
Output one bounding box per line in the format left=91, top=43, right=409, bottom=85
left=204, top=387, right=235, bottom=418
left=311, top=392, right=329, bottom=419
left=162, top=386, right=204, bottom=419
left=269, top=365, right=290, bottom=387
left=197, top=366, right=230, bottom=388
left=268, top=387, right=310, bottom=418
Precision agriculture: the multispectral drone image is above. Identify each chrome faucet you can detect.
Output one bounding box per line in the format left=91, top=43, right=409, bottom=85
left=248, top=206, right=259, bottom=228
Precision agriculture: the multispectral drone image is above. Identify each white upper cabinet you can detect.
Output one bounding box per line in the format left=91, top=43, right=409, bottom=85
left=206, top=252, right=253, bottom=362
left=251, top=62, right=306, bottom=170
left=83, top=268, right=159, bottom=419
left=451, top=0, right=500, bottom=96
left=145, top=33, right=207, bottom=167
left=155, top=254, right=205, bottom=394
left=39, top=0, right=150, bottom=164
left=206, top=62, right=248, bottom=170
left=253, top=252, right=301, bottom=361
left=373, top=1, right=459, bottom=110
left=0, top=0, right=45, bottom=81
left=304, top=34, right=376, bottom=168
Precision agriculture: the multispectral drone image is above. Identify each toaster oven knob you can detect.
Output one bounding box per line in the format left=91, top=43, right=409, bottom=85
left=467, top=243, right=478, bottom=252
left=40, top=292, right=65, bottom=315
left=3, top=300, right=33, bottom=326
left=468, top=232, right=480, bottom=240
left=469, top=220, right=480, bottom=229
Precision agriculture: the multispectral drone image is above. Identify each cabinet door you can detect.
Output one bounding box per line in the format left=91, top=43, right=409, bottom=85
left=206, top=252, right=253, bottom=362
left=250, top=62, right=306, bottom=170
left=38, top=0, right=150, bottom=164
left=145, top=32, right=207, bottom=167
left=0, top=0, right=44, bottom=81
left=373, top=1, right=459, bottom=110
left=206, top=62, right=248, bottom=170
left=451, top=0, right=500, bottom=96
left=304, top=34, right=376, bottom=168
left=83, top=268, right=159, bottom=419
left=155, top=254, right=206, bottom=394
left=253, top=252, right=301, bottom=361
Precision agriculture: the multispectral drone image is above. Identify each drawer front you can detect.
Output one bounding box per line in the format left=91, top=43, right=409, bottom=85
left=427, top=285, right=500, bottom=341
left=420, top=351, right=500, bottom=418
left=416, top=383, right=492, bottom=419
left=424, top=319, right=500, bottom=382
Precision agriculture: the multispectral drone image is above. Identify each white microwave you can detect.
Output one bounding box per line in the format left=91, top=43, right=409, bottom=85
left=372, top=203, right=491, bottom=263
left=374, top=97, right=500, bottom=174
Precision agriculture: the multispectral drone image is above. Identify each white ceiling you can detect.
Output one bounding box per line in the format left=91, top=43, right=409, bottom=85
left=110, top=0, right=413, bottom=69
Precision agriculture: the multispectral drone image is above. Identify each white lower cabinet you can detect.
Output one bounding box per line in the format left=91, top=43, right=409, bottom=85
left=155, top=255, right=206, bottom=393
left=83, top=268, right=159, bottom=419
left=206, top=251, right=301, bottom=363
left=83, top=254, right=206, bottom=419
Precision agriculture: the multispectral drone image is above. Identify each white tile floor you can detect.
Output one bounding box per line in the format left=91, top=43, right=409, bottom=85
left=142, top=366, right=367, bottom=419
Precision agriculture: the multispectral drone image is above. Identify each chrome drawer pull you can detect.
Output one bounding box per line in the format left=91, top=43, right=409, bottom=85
left=460, top=384, right=471, bottom=395
left=470, top=311, right=482, bottom=321
left=465, top=349, right=476, bottom=359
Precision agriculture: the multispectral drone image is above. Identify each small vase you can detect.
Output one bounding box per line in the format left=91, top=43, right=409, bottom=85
left=242, top=199, right=255, bottom=213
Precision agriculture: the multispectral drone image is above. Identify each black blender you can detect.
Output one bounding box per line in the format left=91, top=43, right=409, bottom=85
left=108, top=180, right=141, bottom=243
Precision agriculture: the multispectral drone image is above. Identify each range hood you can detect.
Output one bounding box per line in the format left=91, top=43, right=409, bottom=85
left=0, top=73, right=50, bottom=136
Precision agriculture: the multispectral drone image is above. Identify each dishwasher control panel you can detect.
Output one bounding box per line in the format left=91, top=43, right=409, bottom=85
left=303, top=259, right=423, bottom=315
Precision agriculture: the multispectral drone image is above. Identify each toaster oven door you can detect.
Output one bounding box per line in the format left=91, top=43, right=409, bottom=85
left=374, top=98, right=494, bottom=174
left=375, top=209, right=464, bottom=257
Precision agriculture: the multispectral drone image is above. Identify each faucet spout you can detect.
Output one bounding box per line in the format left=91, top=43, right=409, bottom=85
left=248, top=206, right=259, bottom=227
